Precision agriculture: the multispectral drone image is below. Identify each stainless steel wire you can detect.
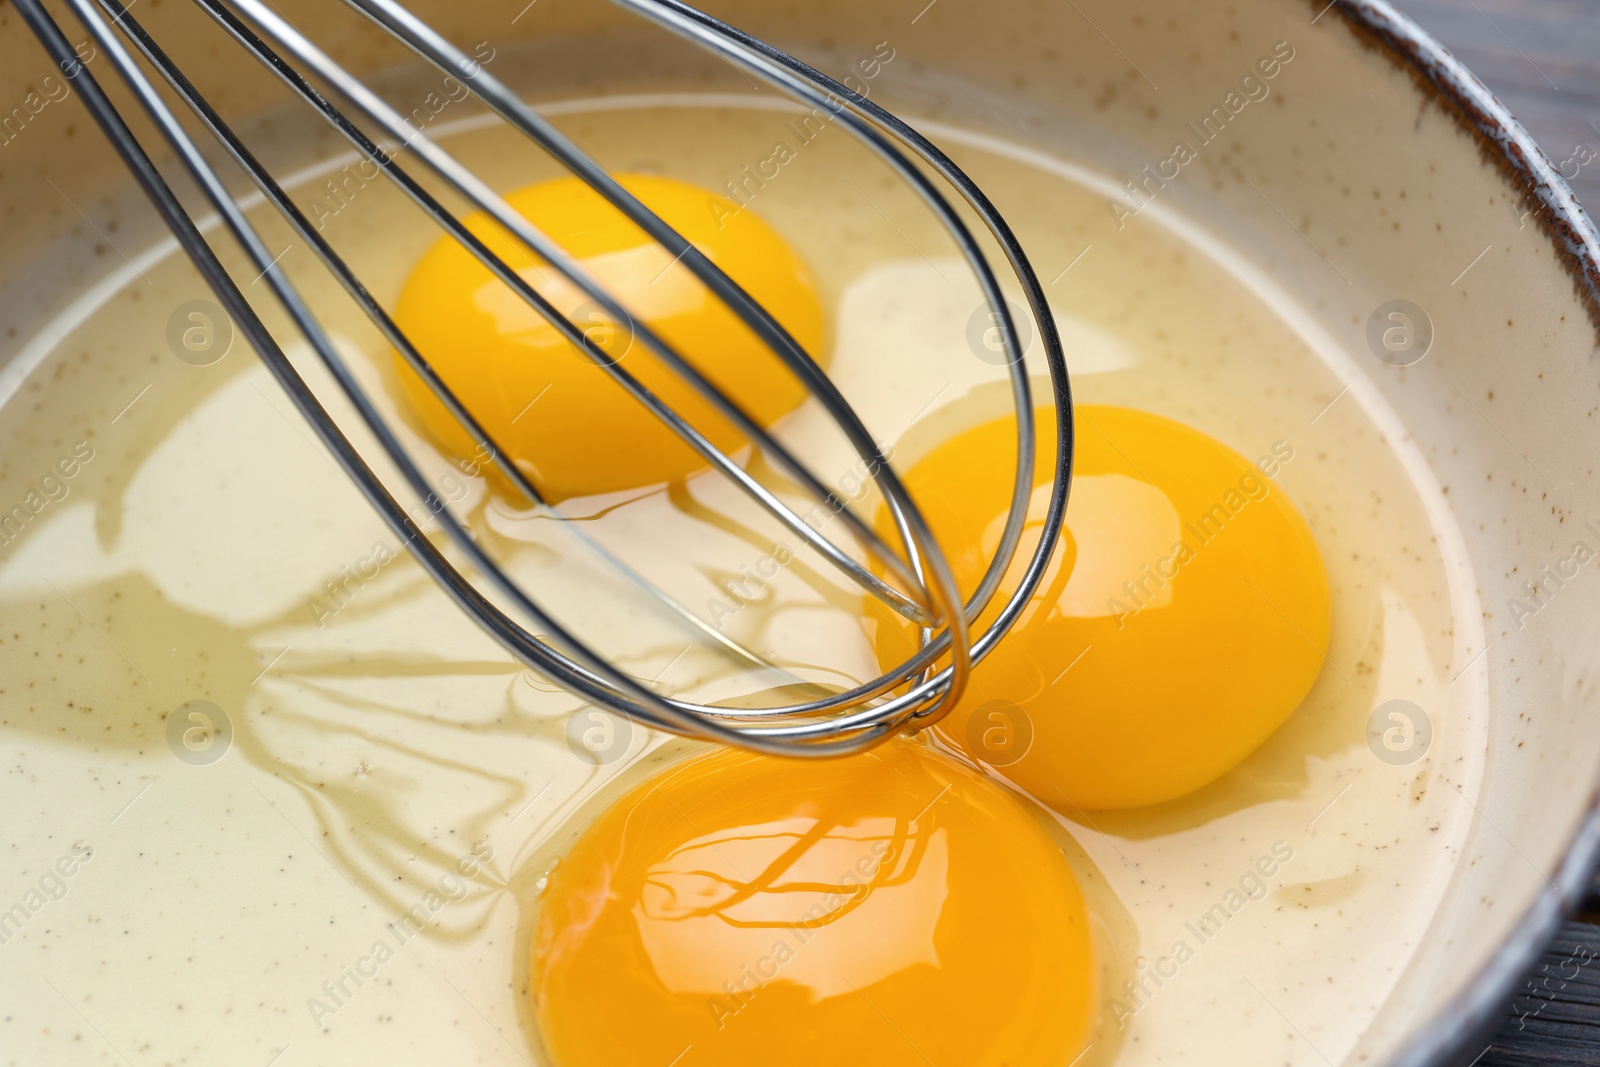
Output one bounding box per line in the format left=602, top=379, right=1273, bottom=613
left=15, top=0, right=1075, bottom=755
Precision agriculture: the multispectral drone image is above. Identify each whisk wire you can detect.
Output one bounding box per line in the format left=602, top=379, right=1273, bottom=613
left=341, top=0, right=960, bottom=601
left=173, top=0, right=989, bottom=722
left=35, top=0, right=919, bottom=754
left=204, top=0, right=947, bottom=630
left=101, top=0, right=794, bottom=677
left=15, top=0, right=1076, bottom=755
left=12, top=0, right=692, bottom=744
left=628, top=0, right=1075, bottom=657
left=28, top=0, right=934, bottom=751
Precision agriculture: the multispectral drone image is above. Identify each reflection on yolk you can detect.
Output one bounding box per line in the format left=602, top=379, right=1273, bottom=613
left=530, top=738, right=1096, bottom=1066
left=392, top=173, right=824, bottom=502
left=870, top=405, right=1331, bottom=811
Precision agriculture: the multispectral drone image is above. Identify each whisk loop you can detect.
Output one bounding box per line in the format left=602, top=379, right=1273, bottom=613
left=16, top=0, right=1074, bottom=755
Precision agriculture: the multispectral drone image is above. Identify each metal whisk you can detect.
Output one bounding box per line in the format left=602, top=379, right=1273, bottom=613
left=16, top=0, right=1074, bottom=756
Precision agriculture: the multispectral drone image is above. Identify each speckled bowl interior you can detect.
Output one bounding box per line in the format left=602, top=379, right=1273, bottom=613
left=1, top=0, right=1597, bottom=1064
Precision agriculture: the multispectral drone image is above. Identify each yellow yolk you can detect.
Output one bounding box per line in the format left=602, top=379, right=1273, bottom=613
left=871, top=405, right=1331, bottom=811
left=392, top=174, right=824, bottom=502
left=530, top=738, right=1096, bottom=1066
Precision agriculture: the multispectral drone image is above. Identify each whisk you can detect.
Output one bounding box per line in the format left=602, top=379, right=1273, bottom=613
left=16, top=0, right=1074, bottom=756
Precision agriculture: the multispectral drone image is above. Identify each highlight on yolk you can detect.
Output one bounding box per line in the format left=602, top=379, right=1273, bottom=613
left=530, top=738, right=1096, bottom=1067
left=870, top=405, right=1331, bottom=811
left=391, top=173, right=824, bottom=502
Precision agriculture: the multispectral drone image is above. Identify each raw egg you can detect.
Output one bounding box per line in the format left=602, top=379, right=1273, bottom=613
left=530, top=737, right=1096, bottom=1066
left=392, top=174, right=824, bottom=502
left=871, top=405, right=1331, bottom=810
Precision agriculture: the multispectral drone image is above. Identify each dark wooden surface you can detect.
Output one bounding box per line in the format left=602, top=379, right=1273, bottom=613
left=1396, top=2, right=1600, bottom=1062
left=1404, top=0, right=1600, bottom=209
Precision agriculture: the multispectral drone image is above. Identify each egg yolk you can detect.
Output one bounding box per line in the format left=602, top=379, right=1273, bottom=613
left=530, top=738, right=1096, bottom=1066
left=392, top=174, right=824, bottom=502
left=870, top=405, right=1331, bottom=811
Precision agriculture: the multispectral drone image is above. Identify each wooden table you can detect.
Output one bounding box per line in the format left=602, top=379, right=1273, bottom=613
left=1398, top=2, right=1600, bottom=1061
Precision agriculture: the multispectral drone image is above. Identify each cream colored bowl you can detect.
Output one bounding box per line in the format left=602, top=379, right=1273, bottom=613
left=0, top=1, right=1596, bottom=1065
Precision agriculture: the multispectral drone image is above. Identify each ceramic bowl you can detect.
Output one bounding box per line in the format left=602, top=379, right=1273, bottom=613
left=0, top=1, right=1595, bottom=1064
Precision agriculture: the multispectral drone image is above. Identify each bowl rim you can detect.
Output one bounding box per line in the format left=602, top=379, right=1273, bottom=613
left=1327, top=1, right=1600, bottom=1063
left=1335, top=0, right=1600, bottom=336
left=2, top=1, right=1593, bottom=1060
